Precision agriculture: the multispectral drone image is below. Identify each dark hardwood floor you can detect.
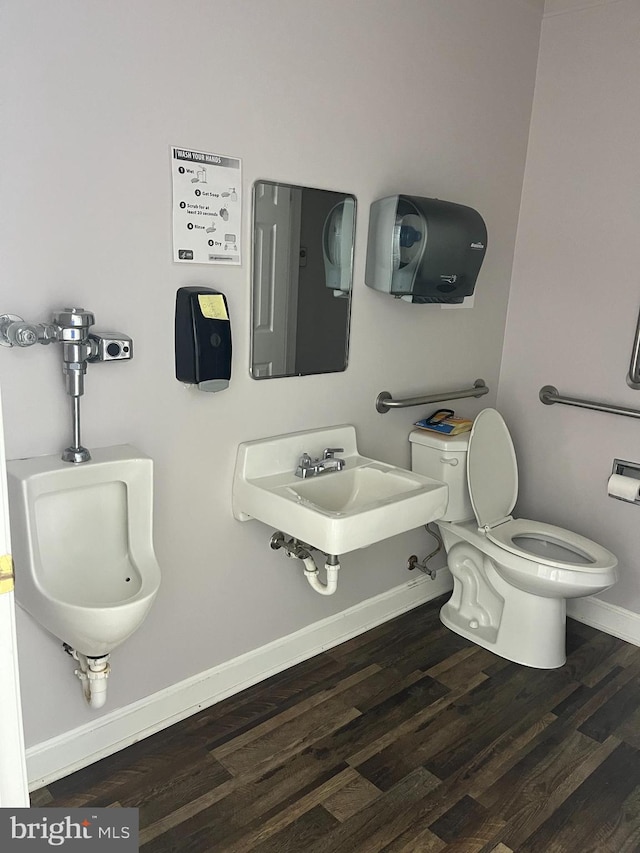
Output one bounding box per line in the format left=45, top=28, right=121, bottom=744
left=32, top=595, right=640, bottom=851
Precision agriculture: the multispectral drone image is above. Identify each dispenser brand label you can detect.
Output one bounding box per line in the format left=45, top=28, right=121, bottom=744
left=172, top=146, right=242, bottom=266
left=0, top=809, right=138, bottom=850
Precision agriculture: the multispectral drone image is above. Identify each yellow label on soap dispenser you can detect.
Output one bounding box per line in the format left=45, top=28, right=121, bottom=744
left=0, top=554, right=15, bottom=595
left=198, top=294, right=228, bottom=321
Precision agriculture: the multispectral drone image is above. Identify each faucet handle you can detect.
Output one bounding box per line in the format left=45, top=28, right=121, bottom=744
left=295, top=452, right=315, bottom=478
left=323, top=447, right=344, bottom=460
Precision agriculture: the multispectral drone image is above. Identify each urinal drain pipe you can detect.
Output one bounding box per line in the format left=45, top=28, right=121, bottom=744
left=69, top=649, right=111, bottom=710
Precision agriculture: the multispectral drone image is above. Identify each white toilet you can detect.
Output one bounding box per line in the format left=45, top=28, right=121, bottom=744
left=7, top=444, right=161, bottom=658
left=410, top=408, right=617, bottom=668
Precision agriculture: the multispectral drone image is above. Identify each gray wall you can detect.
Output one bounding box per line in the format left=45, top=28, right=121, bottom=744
left=498, top=0, right=640, bottom=611
left=0, top=0, right=542, bottom=746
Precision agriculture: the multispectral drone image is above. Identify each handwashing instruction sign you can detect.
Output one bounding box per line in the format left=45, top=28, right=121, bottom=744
left=172, top=147, right=242, bottom=265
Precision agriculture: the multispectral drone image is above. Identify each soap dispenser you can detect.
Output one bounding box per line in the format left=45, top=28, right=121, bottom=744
left=365, top=195, right=487, bottom=304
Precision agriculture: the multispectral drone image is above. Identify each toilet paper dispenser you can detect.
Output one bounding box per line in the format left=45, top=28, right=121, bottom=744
left=365, top=194, right=487, bottom=304
left=608, top=458, right=640, bottom=504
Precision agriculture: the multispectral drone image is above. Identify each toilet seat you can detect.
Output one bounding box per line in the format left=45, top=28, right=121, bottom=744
left=484, top=517, right=616, bottom=570
left=467, top=409, right=617, bottom=573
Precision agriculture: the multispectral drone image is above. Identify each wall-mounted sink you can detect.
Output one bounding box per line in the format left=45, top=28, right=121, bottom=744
left=232, top=425, right=448, bottom=554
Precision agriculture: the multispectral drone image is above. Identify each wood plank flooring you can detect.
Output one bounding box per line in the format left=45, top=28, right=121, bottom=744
left=32, top=595, right=640, bottom=851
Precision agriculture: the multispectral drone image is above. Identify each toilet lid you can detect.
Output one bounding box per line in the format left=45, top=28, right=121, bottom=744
left=467, top=408, right=518, bottom=528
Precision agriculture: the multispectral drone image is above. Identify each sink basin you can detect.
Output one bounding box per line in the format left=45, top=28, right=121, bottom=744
left=232, top=425, right=448, bottom=554
left=290, top=465, right=424, bottom=512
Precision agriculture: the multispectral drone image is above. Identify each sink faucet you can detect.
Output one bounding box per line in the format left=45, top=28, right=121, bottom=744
left=295, top=447, right=345, bottom=478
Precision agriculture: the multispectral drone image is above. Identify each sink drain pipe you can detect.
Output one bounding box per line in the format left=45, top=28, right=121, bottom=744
left=270, top=532, right=340, bottom=596
left=64, top=646, right=111, bottom=709
left=302, top=553, right=340, bottom=596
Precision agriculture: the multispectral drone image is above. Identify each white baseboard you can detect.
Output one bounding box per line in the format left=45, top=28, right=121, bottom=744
left=568, top=596, right=640, bottom=647
left=26, top=570, right=453, bottom=791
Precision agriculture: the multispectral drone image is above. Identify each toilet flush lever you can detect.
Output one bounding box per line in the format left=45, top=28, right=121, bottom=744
left=440, top=456, right=459, bottom=466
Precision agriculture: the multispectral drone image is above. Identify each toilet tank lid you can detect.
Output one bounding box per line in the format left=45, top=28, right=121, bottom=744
left=409, top=429, right=470, bottom=451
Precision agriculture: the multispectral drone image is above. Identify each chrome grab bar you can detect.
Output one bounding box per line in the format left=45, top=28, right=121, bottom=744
left=628, top=304, right=640, bottom=389
left=539, top=385, right=640, bottom=420
left=376, top=378, right=489, bottom=414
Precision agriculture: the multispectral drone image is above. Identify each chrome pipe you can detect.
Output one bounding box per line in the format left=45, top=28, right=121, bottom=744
left=72, top=396, right=81, bottom=449
left=62, top=396, right=91, bottom=463
left=628, top=304, right=640, bottom=389
left=539, top=385, right=640, bottom=420
left=376, top=379, right=489, bottom=414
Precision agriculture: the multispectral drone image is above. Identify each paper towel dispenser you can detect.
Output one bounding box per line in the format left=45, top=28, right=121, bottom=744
left=323, top=197, right=356, bottom=297
left=365, top=195, right=487, bottom=304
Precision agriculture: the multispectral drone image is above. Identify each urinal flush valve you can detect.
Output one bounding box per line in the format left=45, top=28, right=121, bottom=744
left=0, top=308, right=133, bottom=463
left=1, top=308, right=132, bottom=394
left=52, top=308, right=97, bottom=398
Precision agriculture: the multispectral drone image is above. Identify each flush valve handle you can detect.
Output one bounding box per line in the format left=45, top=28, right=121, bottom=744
left=323, top=447, right=344, bottom=460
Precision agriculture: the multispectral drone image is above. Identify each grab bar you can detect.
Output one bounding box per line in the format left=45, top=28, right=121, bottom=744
left=627, top=304, right=640, bottom=389
left=539, top=385, right=640, bottom=420
left=376, top=378, right=489, bottom=414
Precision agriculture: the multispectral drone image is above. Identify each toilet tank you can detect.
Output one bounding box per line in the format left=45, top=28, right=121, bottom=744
left=409, top=429, right=474, bottom=522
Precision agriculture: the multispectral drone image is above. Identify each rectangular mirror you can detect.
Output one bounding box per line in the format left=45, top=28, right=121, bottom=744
left=251, top=180, right=356, bottom=379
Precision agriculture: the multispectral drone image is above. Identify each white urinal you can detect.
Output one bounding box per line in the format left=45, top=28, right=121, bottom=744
left=7, top=445, right=161, bottom=658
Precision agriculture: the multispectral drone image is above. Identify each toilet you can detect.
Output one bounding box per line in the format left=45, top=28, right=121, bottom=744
left=7, top=444, right=161, bottom=658
left=410, top=408, right=617, bottom=668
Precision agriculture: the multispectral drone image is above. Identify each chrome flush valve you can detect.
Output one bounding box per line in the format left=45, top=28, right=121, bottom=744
left=52, top=308, right=96, bottom=398
left=0, top=307, right=133, bottom=398
left=0, top=307, right=133, bottom=464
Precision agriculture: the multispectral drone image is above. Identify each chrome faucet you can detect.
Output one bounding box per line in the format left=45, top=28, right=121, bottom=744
left=295, top=447, right=345, bottom=478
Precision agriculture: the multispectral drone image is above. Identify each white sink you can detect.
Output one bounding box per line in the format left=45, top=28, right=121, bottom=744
left=290, top=465, right=423, bottom=512
left=232, top=425, right=448, bottom=555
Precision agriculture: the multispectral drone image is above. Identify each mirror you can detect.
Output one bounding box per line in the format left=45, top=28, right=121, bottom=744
left=251, top=180, right=356, bottom=379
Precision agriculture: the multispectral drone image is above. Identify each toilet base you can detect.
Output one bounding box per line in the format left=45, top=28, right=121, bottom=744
left=440, top=590, right=567, bottom=669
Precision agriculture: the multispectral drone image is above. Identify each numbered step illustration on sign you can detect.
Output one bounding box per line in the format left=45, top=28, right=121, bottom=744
left=171, top=147, right=242, bottom=265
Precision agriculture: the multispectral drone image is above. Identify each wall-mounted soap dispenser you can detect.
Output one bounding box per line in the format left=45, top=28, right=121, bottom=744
left=365, top=195, right=487, bottom=305
left=175, top=286, right=231, bottom=391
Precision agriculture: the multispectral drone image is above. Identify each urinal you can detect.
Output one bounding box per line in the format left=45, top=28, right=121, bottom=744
left=7, top=445, right=161, bottom=658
